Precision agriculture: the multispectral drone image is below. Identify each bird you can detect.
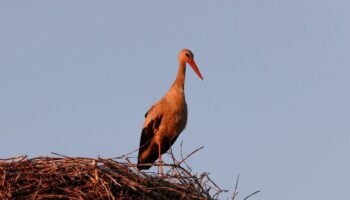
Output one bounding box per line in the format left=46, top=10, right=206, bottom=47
left=137, top=49, right=203, bottom=175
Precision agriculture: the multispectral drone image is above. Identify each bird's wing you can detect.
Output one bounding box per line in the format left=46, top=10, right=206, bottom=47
left=144, top=104, right=155, bottom=118
left=139, top=111, right=162, bottom=150
left=138, top=101, right=163, bottom=167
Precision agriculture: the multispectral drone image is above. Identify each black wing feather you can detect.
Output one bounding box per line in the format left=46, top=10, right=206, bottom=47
left=137, top=115, right=162, bottom=170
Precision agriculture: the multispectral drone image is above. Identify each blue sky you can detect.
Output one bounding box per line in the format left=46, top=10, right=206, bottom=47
left=1, top=1, right=349, bottom=199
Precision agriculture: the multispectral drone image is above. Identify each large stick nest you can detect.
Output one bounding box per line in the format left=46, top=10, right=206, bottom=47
left=0, top=150, right=226, bottom=200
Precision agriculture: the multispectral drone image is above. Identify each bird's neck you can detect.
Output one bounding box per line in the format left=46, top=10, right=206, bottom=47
left=171, top=61, right=186, bottom=90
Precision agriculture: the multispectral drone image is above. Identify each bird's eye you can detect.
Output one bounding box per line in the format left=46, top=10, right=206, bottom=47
left=185, top=53, right=190, bottom=58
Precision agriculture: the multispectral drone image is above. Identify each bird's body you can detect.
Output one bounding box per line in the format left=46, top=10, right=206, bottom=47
left=137, top=49, right=203, bottom=174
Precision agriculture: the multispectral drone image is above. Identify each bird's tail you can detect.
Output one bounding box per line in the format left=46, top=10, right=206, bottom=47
left=137, top=145, right=159, bottom=170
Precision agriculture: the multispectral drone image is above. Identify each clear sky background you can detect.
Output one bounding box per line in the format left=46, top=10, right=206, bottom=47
left=1, top=1, right=349, bottom=199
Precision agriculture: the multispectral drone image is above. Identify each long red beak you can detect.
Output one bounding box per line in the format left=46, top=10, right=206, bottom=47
left=188, top=59, right=203, bottom=80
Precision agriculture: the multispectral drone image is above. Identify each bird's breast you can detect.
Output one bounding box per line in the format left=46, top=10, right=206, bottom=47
left=159, top=93, right=188, bottom=139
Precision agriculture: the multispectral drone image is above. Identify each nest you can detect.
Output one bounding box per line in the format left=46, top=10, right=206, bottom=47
left=0, top=148, right=227, bottom=200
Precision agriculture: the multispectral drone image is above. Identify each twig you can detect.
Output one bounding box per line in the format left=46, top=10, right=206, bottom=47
left=232, top=174, right=239, bottom=200
left=178, top=146, right=204, bottom=165
left=243, top=190, right=260, bottom=200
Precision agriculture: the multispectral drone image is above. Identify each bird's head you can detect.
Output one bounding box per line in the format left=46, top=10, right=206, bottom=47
left=179, top=49, right=203, bottom=80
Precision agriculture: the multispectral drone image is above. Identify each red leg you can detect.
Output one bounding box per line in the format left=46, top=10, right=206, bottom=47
left=158, top=142, right=163, bottom=176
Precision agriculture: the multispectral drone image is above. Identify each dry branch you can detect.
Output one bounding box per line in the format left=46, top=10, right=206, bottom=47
left=0, top=147, right=259, bottom=200
left=0, top=152, right=223, bottom=200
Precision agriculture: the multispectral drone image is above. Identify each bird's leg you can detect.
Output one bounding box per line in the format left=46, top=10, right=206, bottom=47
left=158, top=142, right=163, bottom=176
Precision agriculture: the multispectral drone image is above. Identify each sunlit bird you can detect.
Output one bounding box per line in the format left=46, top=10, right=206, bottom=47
left=137, top=49, right=203, bottom=175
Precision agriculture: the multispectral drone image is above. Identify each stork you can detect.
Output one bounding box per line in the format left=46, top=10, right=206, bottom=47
left=137, top=49, right=203, bottom=175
